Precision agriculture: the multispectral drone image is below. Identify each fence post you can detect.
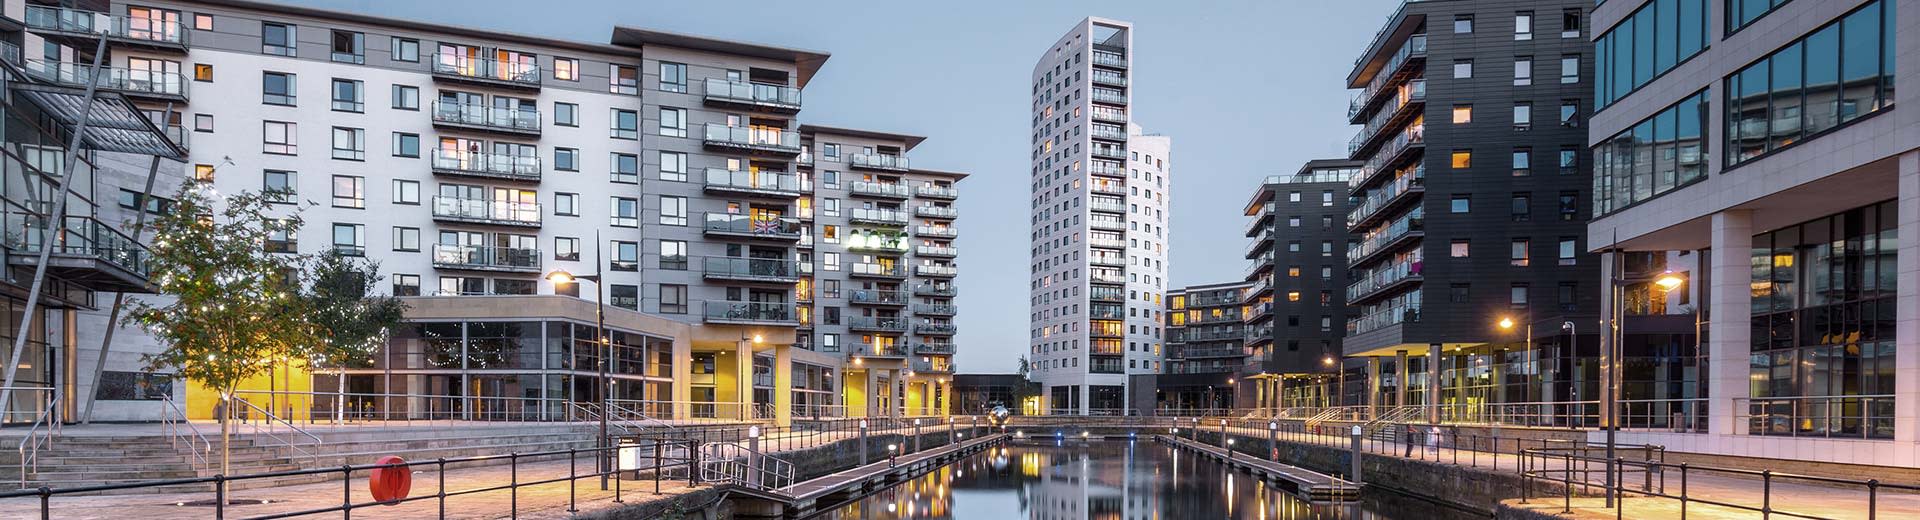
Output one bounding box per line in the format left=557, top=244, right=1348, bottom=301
left=509, top=454, right=518, bottom=518
left=653, top=441, right=662, bottom=495
left=1615, top=457, right=1626, bottom=520
left=342, top=465, right=355, bottom=520
left=1761, top=470, right=1772, bottom=520
left=859, top=420, right=869, bottom=466
left=568, top=448, right=578, bottom=513
left=214, top=475, right=226, bottom=520
left=1679, top=463, right=1688, bottom=520
left=1868, top=479, right=1878, bottom=520
left=437, top=458, right=447, bottom=518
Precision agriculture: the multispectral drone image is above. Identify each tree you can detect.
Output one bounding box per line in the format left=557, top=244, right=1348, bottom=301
left=301, top=249, right=407, bottom=421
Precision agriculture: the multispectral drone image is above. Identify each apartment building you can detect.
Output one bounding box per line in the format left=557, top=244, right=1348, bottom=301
left=1587, top=0, right=1916, bottom=465
left=1240, top=160, right=1362, bottom=412
left=1147, top=281, right=1252, bottom=414
left=1028, top=17, right=1173, bottom=415
left=1, top=0, right=962, bottom=426
left=1341, top=0, right=1599, bottom=419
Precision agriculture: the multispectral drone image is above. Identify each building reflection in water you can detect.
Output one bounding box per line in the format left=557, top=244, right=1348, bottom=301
left=808, top=440, right=1472, bottom=520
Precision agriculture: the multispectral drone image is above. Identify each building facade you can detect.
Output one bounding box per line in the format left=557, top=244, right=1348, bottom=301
left=1241, top=160, right=1362, bottom=411
left=1588, top=0, right=1916, bottom=465
left=1341, top=0, right=1601, bottom=420
left=1028, top=17, right=1172, bottom=415
left=0, top=0, right=964, bottom=425
left=1153, top=281, right=1252, bottom=413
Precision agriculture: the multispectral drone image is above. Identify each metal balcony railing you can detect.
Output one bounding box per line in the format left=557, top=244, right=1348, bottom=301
left=847, top=316, right=909, bottom=332
left=431, top=197, right=541, bottom=227
left=915, top=322, right=957, bottom=335
left=851, top=263, right=908, bottom=278
left=913, top=285, right=956, bottom=297
left=848, top=289, right=910, bottom=306
left=703, top=168, right=806, bottom=196
left=1092, top=50, right=1126, bottom=68
left=1347, top=164, right=1424, bottom=228
left=914, top=206, right=957, bottom=219
left=2, top=212, right=150, bottom=278
left=22, top=60, right=186, bottom=98
left=1349, top=303, right=1420, bottom=335
left=431, top=149, right=541, bottom=181
left=1348, top=207, right=1423, bottom=265
left=702, top=301, right=798, bottom=325
left=915, top=343, right=955, bottom=355
left=431, top=101, right=541, bottom=133
left=25, top=6, right=189, bottom=47
left=432, top=53, right=540, bottom=86
left=702, top=213, right=802, bottom=239
left=701, top=256, right=802, bottom=281
left=1348, top=258, right=1424, bottom=302
left=915, top=245, right=956, bottom=257
left=913, top=304, right=956, bottom=315
left=914, top=185, right=957, bottom=199
left=1349, top=34, right=1427, bottom=121
left=703, top=123, right=800, bottom=153
left=850, top=208, right=910, bottom=225
left=914, top=264, right=957, bottom=277
left=914, top=226, right=956, bottom=238
left=849, top=343, right=908, bottom=358
left=431, top=244, right=541, bottom=272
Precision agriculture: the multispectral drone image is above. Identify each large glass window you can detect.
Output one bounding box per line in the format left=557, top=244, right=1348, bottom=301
left=1725, top=0, right=1895, bottom=169
left=1594, top=90, right=1708, bottom=216
left=1729, top=0, right=1792, bottom=33
left=1596, top=0, right=1709, bottom=109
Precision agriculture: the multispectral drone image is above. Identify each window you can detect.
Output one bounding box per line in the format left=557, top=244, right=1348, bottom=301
left=1452, top=105, right=1472, bottom=124
left=392, top=132, right=419, bottom=157
left=823, top=144, right=840, bottom=160
left=1515, top=12, right=1533, bottom=40
left=656, top=107, right=683, bottom=137
left=392, top=85, right=419, bottom=110
left=1559, top=192, right=1580, bottom=220
left=659, top=151, right=687, bottom=182
left=1453, top=59, right=1473, bottom=78
left=194, top=164, right=215, bottom=182
left=554, top=237, right=580, bottom=261
left=1450, top=150, right=1471, bottom=169
left=1559, top=147, right=1578, bottom=173
left=1560, top=55, right=1580, bottom=83
left=1514, top=57, right=1532, bottom=85
left=331, top=175, right=364, bottom=208
left=1559, top=101, right=1578, bottom=126
left=1595, top=90, right=1710, bottom=215
left=1511, top=148, right=1531, bottom=176
left=610, top=285, right=639, bottom=311
left=392, top=180, right=420, bottom=205
left=330, top=30, right=364, bottom=64
left=391, top=37, right=419, bottom=62
left=193, top=13, right=212, bottom=31
left=262, top=22, right=295, bottom=56
left=657, top=196, right=686, bottom=226
left=554, top=193, right=578, bottom=216
left=1723, top=1, right=1893, bottom=169
left=1562, top=10, right=1581, bottom=38
left=823, top=253, right=841, bottom=271
left=555, top=148, right=578, bottom=171
left=332, top=223, right=365, bottom=256
left=262, top=72, right=296, bottom=105
left=1450, top=284, right=1471, bottom=303
left=1454, top=15, right=1473, bottom=33
left=117, top=190, right=173, bottom=215
left=193, top=63, right=212, bottom=82
left=659, top=62, right=687, bottom=92
left=1558, top=238, right=1578, bottom=265
left=1513, top=103, right=1531, bottom=129
left=659, top=285, right=688, bottom=314
left=1596, top=0, right=1709, bottom=108
left=610, top=153, right=639, bottom=184
left=331, top=79, right=362, bottom=112
left=1730, top=0, right=1794, bottom=33
left=610, top=64, right=638, bottom=94
left=1510, top=240, right=1530, bottom=266
left=611, top=197, right=640, bottom=227
left=1287, top=292, right=1301, bottom=302
left=1450, top=195, right=1470, bottom=213
left=391, top=274, right=420, bottom=296
left=660, top=240, right=688, bottom=270
left=263, top=121, right=296, bottom=154
left=554, top=58, right=578, bottom=81
left=612, top=109, right=640, bottom=139
left=392, top=227, right=419, bottom=252
left=554, top=102, right=577, bottom=126
left=610, top=241, right=639, bottom=271
left=1510, top=284, right=1530, bottom=306
left=194, top=113, right=213, bottom=132
left=331, top=127, right=365, bottom=160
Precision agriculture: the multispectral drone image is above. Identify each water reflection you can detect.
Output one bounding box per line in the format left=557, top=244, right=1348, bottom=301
left=805, top=440, right=1474, bottom=519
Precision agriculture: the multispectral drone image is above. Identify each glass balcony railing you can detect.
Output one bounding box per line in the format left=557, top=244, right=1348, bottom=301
left=700, top=256, right=802, bottom=281
left=1091, top=182, right=1126, bottom=196
left=1347, top=258, right=1423, bottom=302
left=914, top=225, right=957, bottom=238
left=431, top=101, right=541, bottom=133
left=432, top=53, right=540, bottom=86
left=1092, top=50, right=1126, bottom=68
left=1089, top=236, right=1125, bottom=249
left=2, top=212, right=150, bottom=279
left=431, top=244, right=541, bottom=272
left=849, top=153, right=910, bottom=171
left=1091, top=125, right=1128, bottom=141
left=25, top=6, right=189, bottom=47
left=913, top=284, right=956, bottom=297
left=849, top=289, right=910, bottom=305
left=915, top=342, right=956, bottom=355
left=850, top=343, right=908, bottom=357
left=852, top=263, right=908, bottom=278
left=915, top=322, right=957, bottom=335
left=22, top=60, right=186, bottom=98
left=1092, top=144, right=1126, bottom=160
left=431, top=149, right=541, bottom=181
left=1092, top=89, right=1126, bottom=105
left=913, top=303, right=957, bottom=315
left=1090, top=199, right=1127, bottom=213
left=914, top=206, right=958, bottom=219
left=702, top=213, right=802, bottom=239
left=1350, top=303, right=1421, bottom=335
left=911, top=359, right=954, bottom=374
left=916, top=245, right=956, bottom=257
left=1347, top=164, right=1424, bottom=228
left=1090, top=160, right=1125, bottom=176
left=1090, top=360, right=1126, bottom=374
left=1349, top=34, right=1427, bottom=121
left=850, top=180, right=913, bottom=198
left=1348, top=79, right=1425, bottom=154
left=702, top=78, right=801, bottom=109
left=915, top=264, right=957, bottom=277
left=1348, top=207, right=1423, bottom=265
left=846, top=234, right=909, bottom=253
left=915, top=185, right=957, bottom=199
left=703, top=168, right=805, bottom=195
left=850, top=208, right=910, bottom=225
left=848, top=316, right=909, bottom=332
left=703, top=123, right=801, bottom=153
left=1243, top=324, right=1274, bottom=344
left=1092, top=107, right=1127, bottom=124
left=1352, top=124, right=1425, bottom=188
left=431, top=197, right=541, bottom=226
left=1091, top=70, right=1128, bottom=86
left=702, top=301, right=798, bottom=324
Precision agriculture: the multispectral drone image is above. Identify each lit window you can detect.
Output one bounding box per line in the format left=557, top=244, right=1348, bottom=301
left=1452, top=105, right=1472, bottom=124
left=1451, top=151, right=1472, bottom=169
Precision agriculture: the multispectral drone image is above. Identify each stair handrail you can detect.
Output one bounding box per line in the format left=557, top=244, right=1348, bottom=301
left=564, top=401, right=634, bottom=437
left=605, top=400, right=675, bottom=430
left=699, top=441, right=795, bottom=493
left=160, top=396, right=212, bottom=468
left=232, top=397, right=322, bottom=464
left=15, top=397, right=56, bottom=487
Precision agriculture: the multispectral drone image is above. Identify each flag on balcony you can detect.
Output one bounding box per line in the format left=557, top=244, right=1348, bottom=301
left=752, top=218, right=778, bottom=234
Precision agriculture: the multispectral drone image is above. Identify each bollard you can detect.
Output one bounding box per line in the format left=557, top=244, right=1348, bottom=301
left=859, top=420, right=870, bottom=466
left=1349, top=425, right=1363, bottom=486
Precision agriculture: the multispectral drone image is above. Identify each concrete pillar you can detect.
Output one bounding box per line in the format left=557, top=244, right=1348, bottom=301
left=671, top=338, right=692, bottom=421
left=736, top=340, right=754, bottom=420
left=1600, top=250, right=1619, bottom=430
left=1897, top=151, right=1920, bottom=443
left=1275, top=377, right=1287, bottom=414
left=939, top=380, right=951, bottom=416
left=865, top=369, right=880, bottom=418
left=1427, top=343, right=1441, bottom=424
left=1393, top=350, right=1408, bottom=409
left=1707, top=210, right=1754, bottom=436
left=1366, top=357, right=1381, bottom=417
left=773, top=345, right=792, bottom=428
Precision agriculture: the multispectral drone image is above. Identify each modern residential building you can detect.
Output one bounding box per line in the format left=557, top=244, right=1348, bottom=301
left=1587, top=0, right=1915, bottom=465
left=1240, top=160, right=1361, bottom=412
left=1340, top=0, right=1599, bottom=419
left=0, top=0, right=964, bottom=427
left=1149, top=281, right=1252, bottom=414
left=1028, top=17, right=1173, bottom=415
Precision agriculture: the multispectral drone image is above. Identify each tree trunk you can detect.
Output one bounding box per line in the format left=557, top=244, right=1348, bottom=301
left=220, top=388, right=232, bottom=502
left=336, top=368, right=346, bottom=424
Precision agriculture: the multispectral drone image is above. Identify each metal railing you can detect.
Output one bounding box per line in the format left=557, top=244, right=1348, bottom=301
left=703, top=168, right=806, bottom=194
left=700, top=442, right=795, bottom=493
left=431, top=196, right=541, bottom=226
left=849, top=180, right=912, bottom=198
left=701, top=301, right=797, bottom=324
left=24, top=6, right=188, bottom=46
left=1349, top=34, right=1427, bottom=120
left=915, top=185, right=958, bottom=199
left=914, top=264, right=957, bottom=277
left=849, top=153, right=909, bottom=170
left=847, top=316, right=909, bottom=332
left=700, top=256, right=801, bottom=281
left=432, top=53, right=540, bottom=85
left=15, top=393, right=58, bottom=487
left=431, top=100, right=540, bottom=132
left=2, top=212, right=151, bottom=277
left=849, top=207, right=909, bottom=225
left=851, top=262, right=907, bottom=278
left=702, top=78, right=801, bottom=108
left=160, top=397, right=212, bottom=469
left=430, top=149, right=542, bottom=180
left=848, top=289, right=909, bottom=305
left=702, top=123, right=800, bottom=151
left=1516, top=445, right=1920, bottom=520
left=702, top=213, right=802, bottom=238
left=433, top=244, right=542, bottom=272
left=915, top=225, right=957, bottom=238
left=21, top=60, right=187, bottom=97
left=231, top=396, right=323, bottom=464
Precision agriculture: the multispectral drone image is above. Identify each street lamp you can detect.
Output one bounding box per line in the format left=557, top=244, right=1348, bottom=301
left=547, top=231, right=609, bottom=488
left=1602, top=268, right=1686, bottom=506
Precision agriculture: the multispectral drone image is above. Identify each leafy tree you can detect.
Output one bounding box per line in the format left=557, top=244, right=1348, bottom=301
left=301, top=249, right=407, bottom=420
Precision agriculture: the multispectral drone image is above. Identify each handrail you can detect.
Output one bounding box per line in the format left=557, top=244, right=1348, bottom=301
left=700, top=441, right=795, bottom=493
left=563, top=402, right=634, bottom=438
left=160, top=397, right=212, bottom=469
left=604, top=400, right=676, bottom=430
left=231, top=396, right=322, bottom=464
left=16, top=398, right=56, bottom=487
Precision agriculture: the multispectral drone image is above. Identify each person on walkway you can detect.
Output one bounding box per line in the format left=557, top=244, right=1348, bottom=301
left=1402, top=424, right=1415, bottom=457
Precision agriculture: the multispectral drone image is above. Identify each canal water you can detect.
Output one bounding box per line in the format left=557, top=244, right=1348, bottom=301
left=804, top=440, right=1483, bottom=520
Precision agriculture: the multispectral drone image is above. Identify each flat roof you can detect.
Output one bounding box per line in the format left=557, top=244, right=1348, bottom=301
left=611, top=27, right=832, bottom=88
left=205, top=0, right=635, bottom=56
left=909, top=167, right=969, bottom=181
left=799, top=124, right=928, bottom=151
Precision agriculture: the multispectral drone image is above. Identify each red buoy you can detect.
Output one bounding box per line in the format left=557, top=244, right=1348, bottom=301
left=368, top=455, right=411, bottom=505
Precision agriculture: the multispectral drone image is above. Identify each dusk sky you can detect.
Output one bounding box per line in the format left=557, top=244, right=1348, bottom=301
left=289, top=0, right=1401, bottom=373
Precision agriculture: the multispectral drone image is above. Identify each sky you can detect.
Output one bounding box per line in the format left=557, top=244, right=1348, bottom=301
left=289, top=0, right=1401, bottom=373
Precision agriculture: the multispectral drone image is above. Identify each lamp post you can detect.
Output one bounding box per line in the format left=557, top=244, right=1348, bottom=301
left=1602, top=267, right=1685, bottom=507
left=547, top=231, right=608, bottom=489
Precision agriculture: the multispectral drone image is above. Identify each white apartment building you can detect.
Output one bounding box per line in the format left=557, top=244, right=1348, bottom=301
left=1028, top=17, right=1172, bottom=414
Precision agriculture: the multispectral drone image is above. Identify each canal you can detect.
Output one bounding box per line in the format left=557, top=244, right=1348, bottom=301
left=802, top=439, right=1484, bottom=519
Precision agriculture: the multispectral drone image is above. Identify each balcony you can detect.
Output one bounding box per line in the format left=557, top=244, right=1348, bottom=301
left=915, top=342, right=955, bottom=355
left=431, top=53, right=540, bottom=90
left=914, top=264, right=957, bottom=278
left=702, top=301, right=799, bottom=326
left=848, top=316, right=909, bottom=333
left=1243, top=301, right=1273, bottom=323
left=1090, top=218, right=1126, bottom=232
left=849, top=343, right=908, bottom=359
left=1244, top=324, right=1274, bottom=347
left=850, top=208, right=910, bottom=226
left=1089, top=254, right=1126, bottom=267
left=1092, top=50, right=1126, bottom=69
left=1091, top=144, right=1126, bottom=160
left=849, top=153, right=910, bottom=172
left=913, top=284, right=956, bottom=297
left=1090, top=289, right=1124, bottom=302
left=1245, top=251, right=1274, bottom=278
left=1241, top=278, right=1272, bottom=303
left=1089, top=236, right=1125, bottom=249
left=1091, top=124, right=1128, bottom=142
left=1350, top=303, right=1420, bottom=336
left=702, top=78, right=801, bottom=113
left=914, top=225, right=957, bottom=239
left=430, top=101, right=541, bottom=136
left=847, top=236, right=910, bottom=255
left=1091, top=182, right=1126, bottom=197
left=702, top=213, right=803, bottom=241
left=915, top=245, right=956, bottom=258
left=701, top=256, right=802, bottom=284
left=1184, top=329, right=1245, bottom=342
left=702, top=124, right=801, bottom=155
left=1092, top=107, right=1127, bottom=124
left=1347, top=207, right=1424, bottom=268
left=915, top=322, right=957, bottom=335
left=1348, top=34, right=1426, bottom=123
left=1090, top=160, right=1125, bottom=177
left=1347, top=79, right=1425, bottom=158
left=1347, top=258, right=1423, bottom=305
left=1090, top=199, right=1127, bottom=214
left=1089, top=360, right=1126, bottom=374
left=911, top=359, right=954, bottom=374
left=24, top=6, right=188, bottom=53
left=913, top=303, right=956, bottom=316
left=1245, top=228, right=1272, bottom=259
left=1181, top=346, right=1246, bottom=360
left=1350, top=124, right=1425, bottom=194
left=431, top=244, right=541, bottom=273
left=431, top=197, right=541, bottom=228
left=1, top=213, right=151, bottom=293
left=431, top=149, right=542, bottom=183
left=851, top=263, right=908, bottom=279
left=1347, top=164, right=1424, bottom=231
left=1090, top=270, right=1126, bottom=284
left=849, top=289, right=910, bottom=306
left=915, top=185, right=957, bottom=199
left=849, top=180, right=912, bottom=199
left=22, top=60, right=187, bottom=102
left=703, top=168, right=806, bottom=198
left=1091, top=88, right=1126, bottom=105
left=1091, top=69, right=1128, bottom=87
left=915, top=205, right=957, bottom=220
